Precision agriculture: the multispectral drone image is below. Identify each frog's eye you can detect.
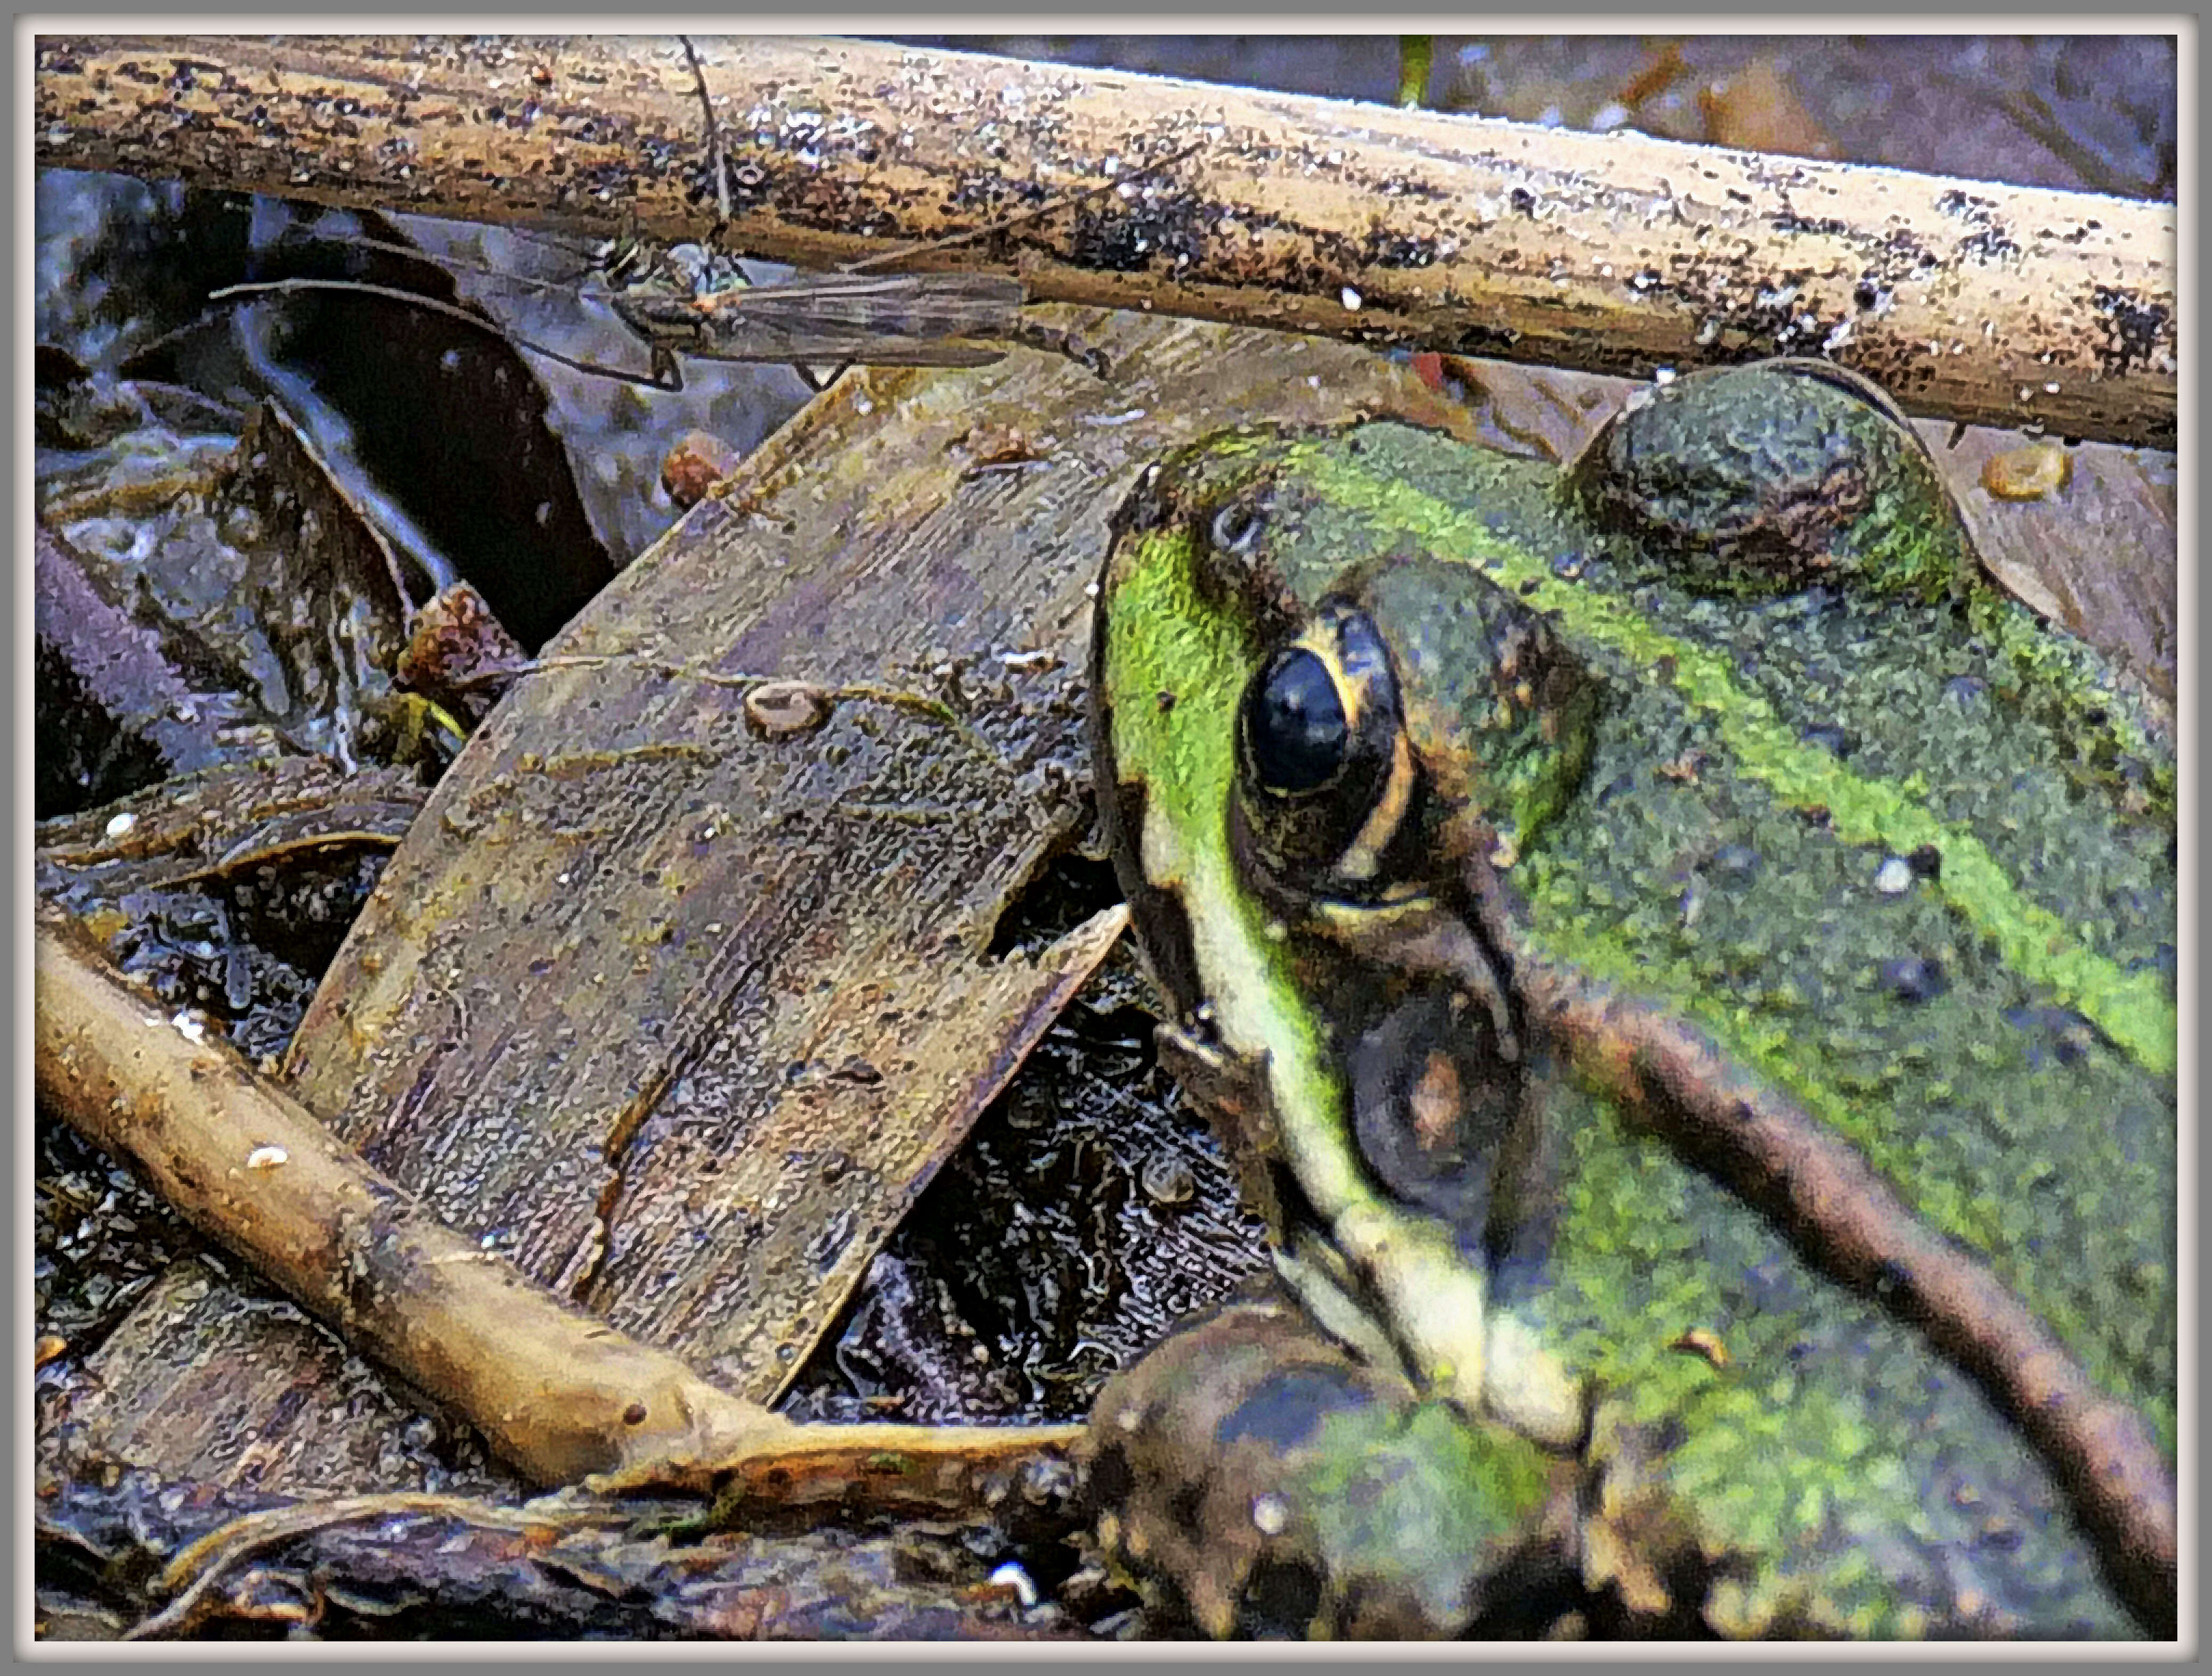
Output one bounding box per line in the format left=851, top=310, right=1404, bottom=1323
left=1242, top=648, right=1346, bottom=793
left=1234, top=604, right=1417, bottom=893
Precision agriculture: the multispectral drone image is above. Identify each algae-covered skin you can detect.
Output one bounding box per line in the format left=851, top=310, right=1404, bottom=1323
left=1085, top=363, right=2175, bottom=1638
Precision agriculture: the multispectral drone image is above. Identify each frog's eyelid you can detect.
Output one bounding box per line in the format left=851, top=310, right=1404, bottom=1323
left=1331, top=729, right=1417, bottom=884
left=1766, top=355, right=1919, bottom=435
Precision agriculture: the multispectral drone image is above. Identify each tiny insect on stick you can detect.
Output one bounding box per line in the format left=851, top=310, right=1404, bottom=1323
left=206, top=32, right=1202, bottom=390
left=206, top=135, right=1200, bottom=387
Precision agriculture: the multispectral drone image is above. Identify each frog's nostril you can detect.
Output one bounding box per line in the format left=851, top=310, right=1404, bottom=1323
left=1209, top=498, right=1268, bottom=557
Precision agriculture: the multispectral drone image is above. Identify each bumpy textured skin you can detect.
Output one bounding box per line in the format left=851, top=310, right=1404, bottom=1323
left=1083, top=1287, right=1577, bottom=1639
left=1087, top=365, right=2173, bottom=1639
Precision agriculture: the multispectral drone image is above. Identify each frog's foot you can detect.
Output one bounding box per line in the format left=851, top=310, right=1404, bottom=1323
left=1079, top=1287, right=1587, bottom=1639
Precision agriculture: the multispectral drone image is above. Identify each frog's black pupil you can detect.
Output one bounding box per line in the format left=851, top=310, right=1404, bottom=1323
left=1244, top=648, right=1348, bottom=795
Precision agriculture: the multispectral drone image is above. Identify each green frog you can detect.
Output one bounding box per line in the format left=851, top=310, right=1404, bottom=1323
left=1081, top=361, right=2175, bottom=1639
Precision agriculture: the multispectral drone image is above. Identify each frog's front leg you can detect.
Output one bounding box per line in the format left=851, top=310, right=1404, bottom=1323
left=1079, top=1281, right=1586, bottom=1639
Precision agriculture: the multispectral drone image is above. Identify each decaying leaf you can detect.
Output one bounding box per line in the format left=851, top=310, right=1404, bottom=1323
left=57, top=311, right=1473, bottom=1503
left=38, top=908, right=1083, bottom=1496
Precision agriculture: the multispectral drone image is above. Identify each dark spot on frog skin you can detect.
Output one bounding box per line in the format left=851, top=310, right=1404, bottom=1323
left=1594, top=769, right=1639, bottom=808
left=2003, top=1005, right=2101, bottom=1069
left=1799, top=721, right=1855, bottom=758
left=1706, top=842, right=1761, bottom=882
left=1215, top=1364, right=1374, bottom=1453
left=1878, top=956, right=1949, bottom=1004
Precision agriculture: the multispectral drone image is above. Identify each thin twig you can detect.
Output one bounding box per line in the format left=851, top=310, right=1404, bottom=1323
left=679, top=35, right=734, bottom=229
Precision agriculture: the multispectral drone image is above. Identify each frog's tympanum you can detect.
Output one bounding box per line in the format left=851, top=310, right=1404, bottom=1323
left=1083, top=362, right=2174, bottom=1640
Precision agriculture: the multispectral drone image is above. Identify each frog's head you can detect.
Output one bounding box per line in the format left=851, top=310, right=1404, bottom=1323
left=1088, top=428, right=1595, bottom=1447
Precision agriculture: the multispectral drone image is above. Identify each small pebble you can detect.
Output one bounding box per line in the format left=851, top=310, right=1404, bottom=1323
left=661, top=429, right=743, bottom=509
left=103, top=811, right=135, bottom=839
left=1981, top=442, right=2072, bottom=502
left=988, top=1561, right=1039, bottom=1609
left=1138, top=1149, right=1197, bottom=1209
left=744, top=680, right=833, bottom=739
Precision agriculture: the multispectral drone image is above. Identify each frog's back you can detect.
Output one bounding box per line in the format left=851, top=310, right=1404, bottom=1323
left=1244, top=396, right=2174, bottom=1635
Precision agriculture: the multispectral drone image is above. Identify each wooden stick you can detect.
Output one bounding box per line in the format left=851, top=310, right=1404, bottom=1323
left=34, top=907, right=1079, bottom=1492
left=31, top=34, right=2174, bottom=447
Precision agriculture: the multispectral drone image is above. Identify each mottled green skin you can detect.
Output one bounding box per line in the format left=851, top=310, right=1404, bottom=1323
left=1089, top=368, right=2174, bottom=1638
left=1085, top=1290, right=1566, bottom=1638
